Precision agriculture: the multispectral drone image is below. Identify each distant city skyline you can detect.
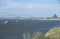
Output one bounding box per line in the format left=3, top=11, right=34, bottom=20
left=0, top=0, right=60, bottom=17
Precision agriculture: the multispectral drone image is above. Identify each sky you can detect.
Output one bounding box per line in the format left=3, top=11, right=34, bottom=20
left=0, top=0, right=60, bottom=17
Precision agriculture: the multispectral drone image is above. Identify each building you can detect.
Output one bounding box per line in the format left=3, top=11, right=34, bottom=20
left=52, top=14, right=58, bottom=18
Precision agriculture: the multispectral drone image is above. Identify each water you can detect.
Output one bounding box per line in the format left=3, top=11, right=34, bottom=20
left=0, top=20, right=60, bottom=39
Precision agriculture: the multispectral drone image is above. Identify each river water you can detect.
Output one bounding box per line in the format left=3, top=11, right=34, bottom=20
left=0, top=20, right=60, bottom=39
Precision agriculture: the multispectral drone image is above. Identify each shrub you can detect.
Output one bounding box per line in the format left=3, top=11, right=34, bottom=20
left=45, top=27, right=60, bottom=39
left=32, top=32, right=48, bottom=39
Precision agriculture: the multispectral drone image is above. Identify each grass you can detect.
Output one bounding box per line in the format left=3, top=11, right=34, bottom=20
left=32, top=27, right=60, bottom=39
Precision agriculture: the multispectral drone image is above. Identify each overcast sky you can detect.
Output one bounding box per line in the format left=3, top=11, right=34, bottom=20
left=0, top=0, right=60, bottom=17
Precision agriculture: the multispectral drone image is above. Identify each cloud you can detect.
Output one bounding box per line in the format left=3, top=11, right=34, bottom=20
left=0, top=0, right=60, bottom=13
left=6, top=2, right=19, bottom=9
left=0, top=2, right=59, bottom=10
left=0, top=0, right=5, bottom=1
left=26, top=4, right=34, bottom=9
left=0, top=0, right=7, bottom=2
left=0, top=0, right=60, bottom=17
left=0, top=1, right=20, bottom=10
left=0, top=0, right=59, bottom=9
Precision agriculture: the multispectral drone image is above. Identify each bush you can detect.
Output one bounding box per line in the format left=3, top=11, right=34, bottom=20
left=45, top=27, right=60, bottom=39
left=32, top=32, right=48, bottom=39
